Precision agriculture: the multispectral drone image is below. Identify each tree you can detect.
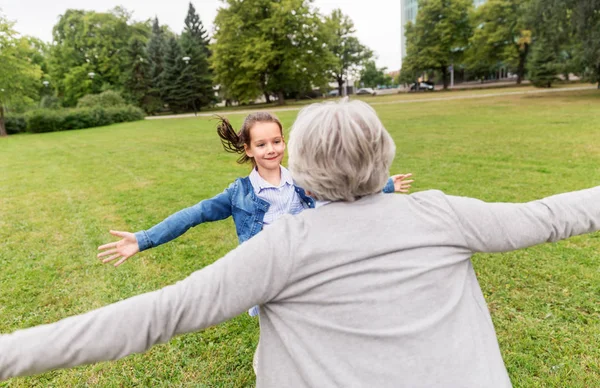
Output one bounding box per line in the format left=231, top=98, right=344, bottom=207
left=570, top=0, right=600, bottom=87
left=359, top=60, right=390, bottom=88
left=402, top=0, right=473, bottom=89
left=0, top=14, right=42, bottom=136
left=47, top=8, right=150, bottom=106
left=184, top=2, right=211, bottom=57
left=146, top=17, right=166, bottom=112
left=323, top=9, right=372, bottom=95
left=180, top=3, right=214, bottom=111
left=212, top=0, right=331, bottom=104
left=525, top=0, right=579, bottom=83
left=159, top=37, right=186, bottom=112
left=528, top=39, right=558, bottom=87
left=122, top=37, right=156, bottom=113
left=464, top=0, right=532, bottom=84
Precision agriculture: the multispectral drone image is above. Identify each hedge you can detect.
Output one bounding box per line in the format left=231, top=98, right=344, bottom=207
left=4, top=115, right=27, bottom=134
left=5, top=105, right=145, bottom=134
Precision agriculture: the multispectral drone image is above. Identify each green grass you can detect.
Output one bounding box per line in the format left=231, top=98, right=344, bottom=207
left=1, top=88, right=600, bottom=386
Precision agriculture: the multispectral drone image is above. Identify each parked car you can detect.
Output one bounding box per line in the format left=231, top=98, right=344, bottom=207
left=409, top=82, right=434, bottom=91
left=327, top=89, right=340, bottom=97
left=356, top=88, right=377, bottom=96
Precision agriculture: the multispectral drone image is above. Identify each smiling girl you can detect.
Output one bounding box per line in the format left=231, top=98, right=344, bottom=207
left=96, top=112, right=413, bottom=277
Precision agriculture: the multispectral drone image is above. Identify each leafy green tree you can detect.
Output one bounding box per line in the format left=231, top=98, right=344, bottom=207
left=402, top=0, right=473, bottom=89
left=464, top=0, right=532, bottom=84
left=360, top=61, right=390, bottom=88
left=323, top=9, right=372, bottom=95
left=212, top=0, right=330, bottom=104
left=47, top=8, right=150, bottom=106
left=180, top=2, right=214, bottom=111
left=0, top=15, right=42, bottom=136
left=528, top=38, right=559, bottom=87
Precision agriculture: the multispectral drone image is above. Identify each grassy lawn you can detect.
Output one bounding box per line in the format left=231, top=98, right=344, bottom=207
left=1, top=88, right=600, bottom=386
left=169, top=82, right=597, bottom=115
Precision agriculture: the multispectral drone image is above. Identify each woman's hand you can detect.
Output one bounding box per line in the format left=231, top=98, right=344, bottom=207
left=391, top=173, right=414, bottom=193
left=97, top=230, right=140, bottom=267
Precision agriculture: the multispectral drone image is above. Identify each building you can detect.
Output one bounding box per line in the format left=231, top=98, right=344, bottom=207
left=400, top=0, right=487, bottom=61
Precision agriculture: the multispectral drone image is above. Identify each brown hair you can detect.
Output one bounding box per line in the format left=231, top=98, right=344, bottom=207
left=216, top=112, right=284, bottom=165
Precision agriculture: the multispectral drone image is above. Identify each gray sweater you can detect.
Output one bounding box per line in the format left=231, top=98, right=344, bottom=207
left=2, top=188, right=600, bottom=386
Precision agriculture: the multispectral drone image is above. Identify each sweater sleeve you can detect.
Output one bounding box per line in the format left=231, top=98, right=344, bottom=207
left=444, top=186, right=600, bottom=253
left=0, top=215, right=298, bottom=380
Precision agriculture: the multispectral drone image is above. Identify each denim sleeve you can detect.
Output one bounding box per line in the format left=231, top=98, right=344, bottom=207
left=135, top=187, right=233, bottom=252
left=382, top=177, right=395, bottom=193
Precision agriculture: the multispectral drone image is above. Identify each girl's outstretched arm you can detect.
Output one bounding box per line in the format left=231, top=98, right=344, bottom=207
left=97, top=186, right=234, bottom=267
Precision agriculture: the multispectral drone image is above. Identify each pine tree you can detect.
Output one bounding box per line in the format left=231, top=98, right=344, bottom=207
left=159, top=37, right=186, bottom=112
left=183, top=2, right=210, bottom=57
left=528, top=40, right=558, bottom=88
left=146, top=17, right=165, bottom=106
left=122, top=37, right=155, bottom=113
left=179, top=2, right=214, bottom=111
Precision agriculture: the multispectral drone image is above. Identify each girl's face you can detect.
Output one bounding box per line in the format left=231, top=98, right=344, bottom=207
left=244, top=121, right=285, bottom=173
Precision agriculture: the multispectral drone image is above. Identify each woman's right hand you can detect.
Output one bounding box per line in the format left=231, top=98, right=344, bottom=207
left=97, top=230, right=140, bottom=267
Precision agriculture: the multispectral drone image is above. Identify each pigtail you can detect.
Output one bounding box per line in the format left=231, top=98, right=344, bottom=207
left=215, top=115, right=252, bottom=165
left=216, top=116, right=242, bottom=154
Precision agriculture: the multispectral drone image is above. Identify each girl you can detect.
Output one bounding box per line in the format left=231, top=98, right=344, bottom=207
left=96, top=112, right=413, bottom=275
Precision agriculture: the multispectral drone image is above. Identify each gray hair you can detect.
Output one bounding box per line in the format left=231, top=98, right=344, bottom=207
left=288, top=98, right=396, bottom=202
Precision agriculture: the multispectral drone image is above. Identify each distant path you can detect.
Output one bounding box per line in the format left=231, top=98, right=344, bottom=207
left=145, top=85, right=598, bottom=120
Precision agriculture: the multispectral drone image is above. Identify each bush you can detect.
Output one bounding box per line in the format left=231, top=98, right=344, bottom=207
left=77, top=90, right=126, bottom=109
left=23, top=105, right=145, bottom=134
left=39, top=96, right=62, bottom=110
left=25, top=110, right=65, bottom=133
left=4, top=115, right=27, bottom=134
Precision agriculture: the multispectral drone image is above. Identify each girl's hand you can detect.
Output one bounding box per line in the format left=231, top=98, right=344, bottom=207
left=97, top=230, right=140, bottom=267
left=391, top=173, right=414, bottom=193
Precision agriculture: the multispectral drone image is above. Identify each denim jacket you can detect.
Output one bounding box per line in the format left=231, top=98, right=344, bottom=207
left=135, top=177, right=396, bottom=251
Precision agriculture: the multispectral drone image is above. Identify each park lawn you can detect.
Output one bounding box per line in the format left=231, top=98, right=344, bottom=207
left=195, top=82, right=597, bottom=114
left=1, top=89, right=600, bottom=387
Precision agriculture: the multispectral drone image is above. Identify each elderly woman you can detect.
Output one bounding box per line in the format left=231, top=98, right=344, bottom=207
left=1, top=100, right=599, bottom=386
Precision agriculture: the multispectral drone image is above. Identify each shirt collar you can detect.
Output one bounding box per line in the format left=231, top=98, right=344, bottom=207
left=249, top=165, right=294, bottom=191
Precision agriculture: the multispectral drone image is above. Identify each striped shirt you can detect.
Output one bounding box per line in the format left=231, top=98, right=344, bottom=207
left=248, top=166, right=305, bottom=317
left=248, top=166, right=305, bottom=226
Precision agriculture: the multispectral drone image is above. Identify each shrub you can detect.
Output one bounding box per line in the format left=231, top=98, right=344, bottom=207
left=4, top=115, right=27, bottom=134
left=25, top=110, right=65, bottom=133
left=23, top=105, right=145, bottom=134
left=77, top=90, right=126, bottom=109
left=39, top=96, right=62, bottom=110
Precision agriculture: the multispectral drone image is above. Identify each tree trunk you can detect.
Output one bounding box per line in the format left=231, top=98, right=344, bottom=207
left=263, top=92, right=271, bottom=104
left=516, top=44, right=529, bottom=85
left=0, top=104, right=7, bottom=137
left=276, top=90, right=285, bottom=105
left=337, top=76, right=344, bottom=96
left=441, top=66, right=449, bottom=90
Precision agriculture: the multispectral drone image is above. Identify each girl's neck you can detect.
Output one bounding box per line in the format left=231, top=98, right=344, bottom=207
left=256, top=165, right=281, bottom=186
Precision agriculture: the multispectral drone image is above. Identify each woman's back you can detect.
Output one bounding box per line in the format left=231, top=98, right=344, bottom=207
left=255, top=191, right=511, bottom=387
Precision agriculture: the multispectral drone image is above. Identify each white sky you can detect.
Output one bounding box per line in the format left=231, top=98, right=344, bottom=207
left=0, top=0, right=401, bottom=71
